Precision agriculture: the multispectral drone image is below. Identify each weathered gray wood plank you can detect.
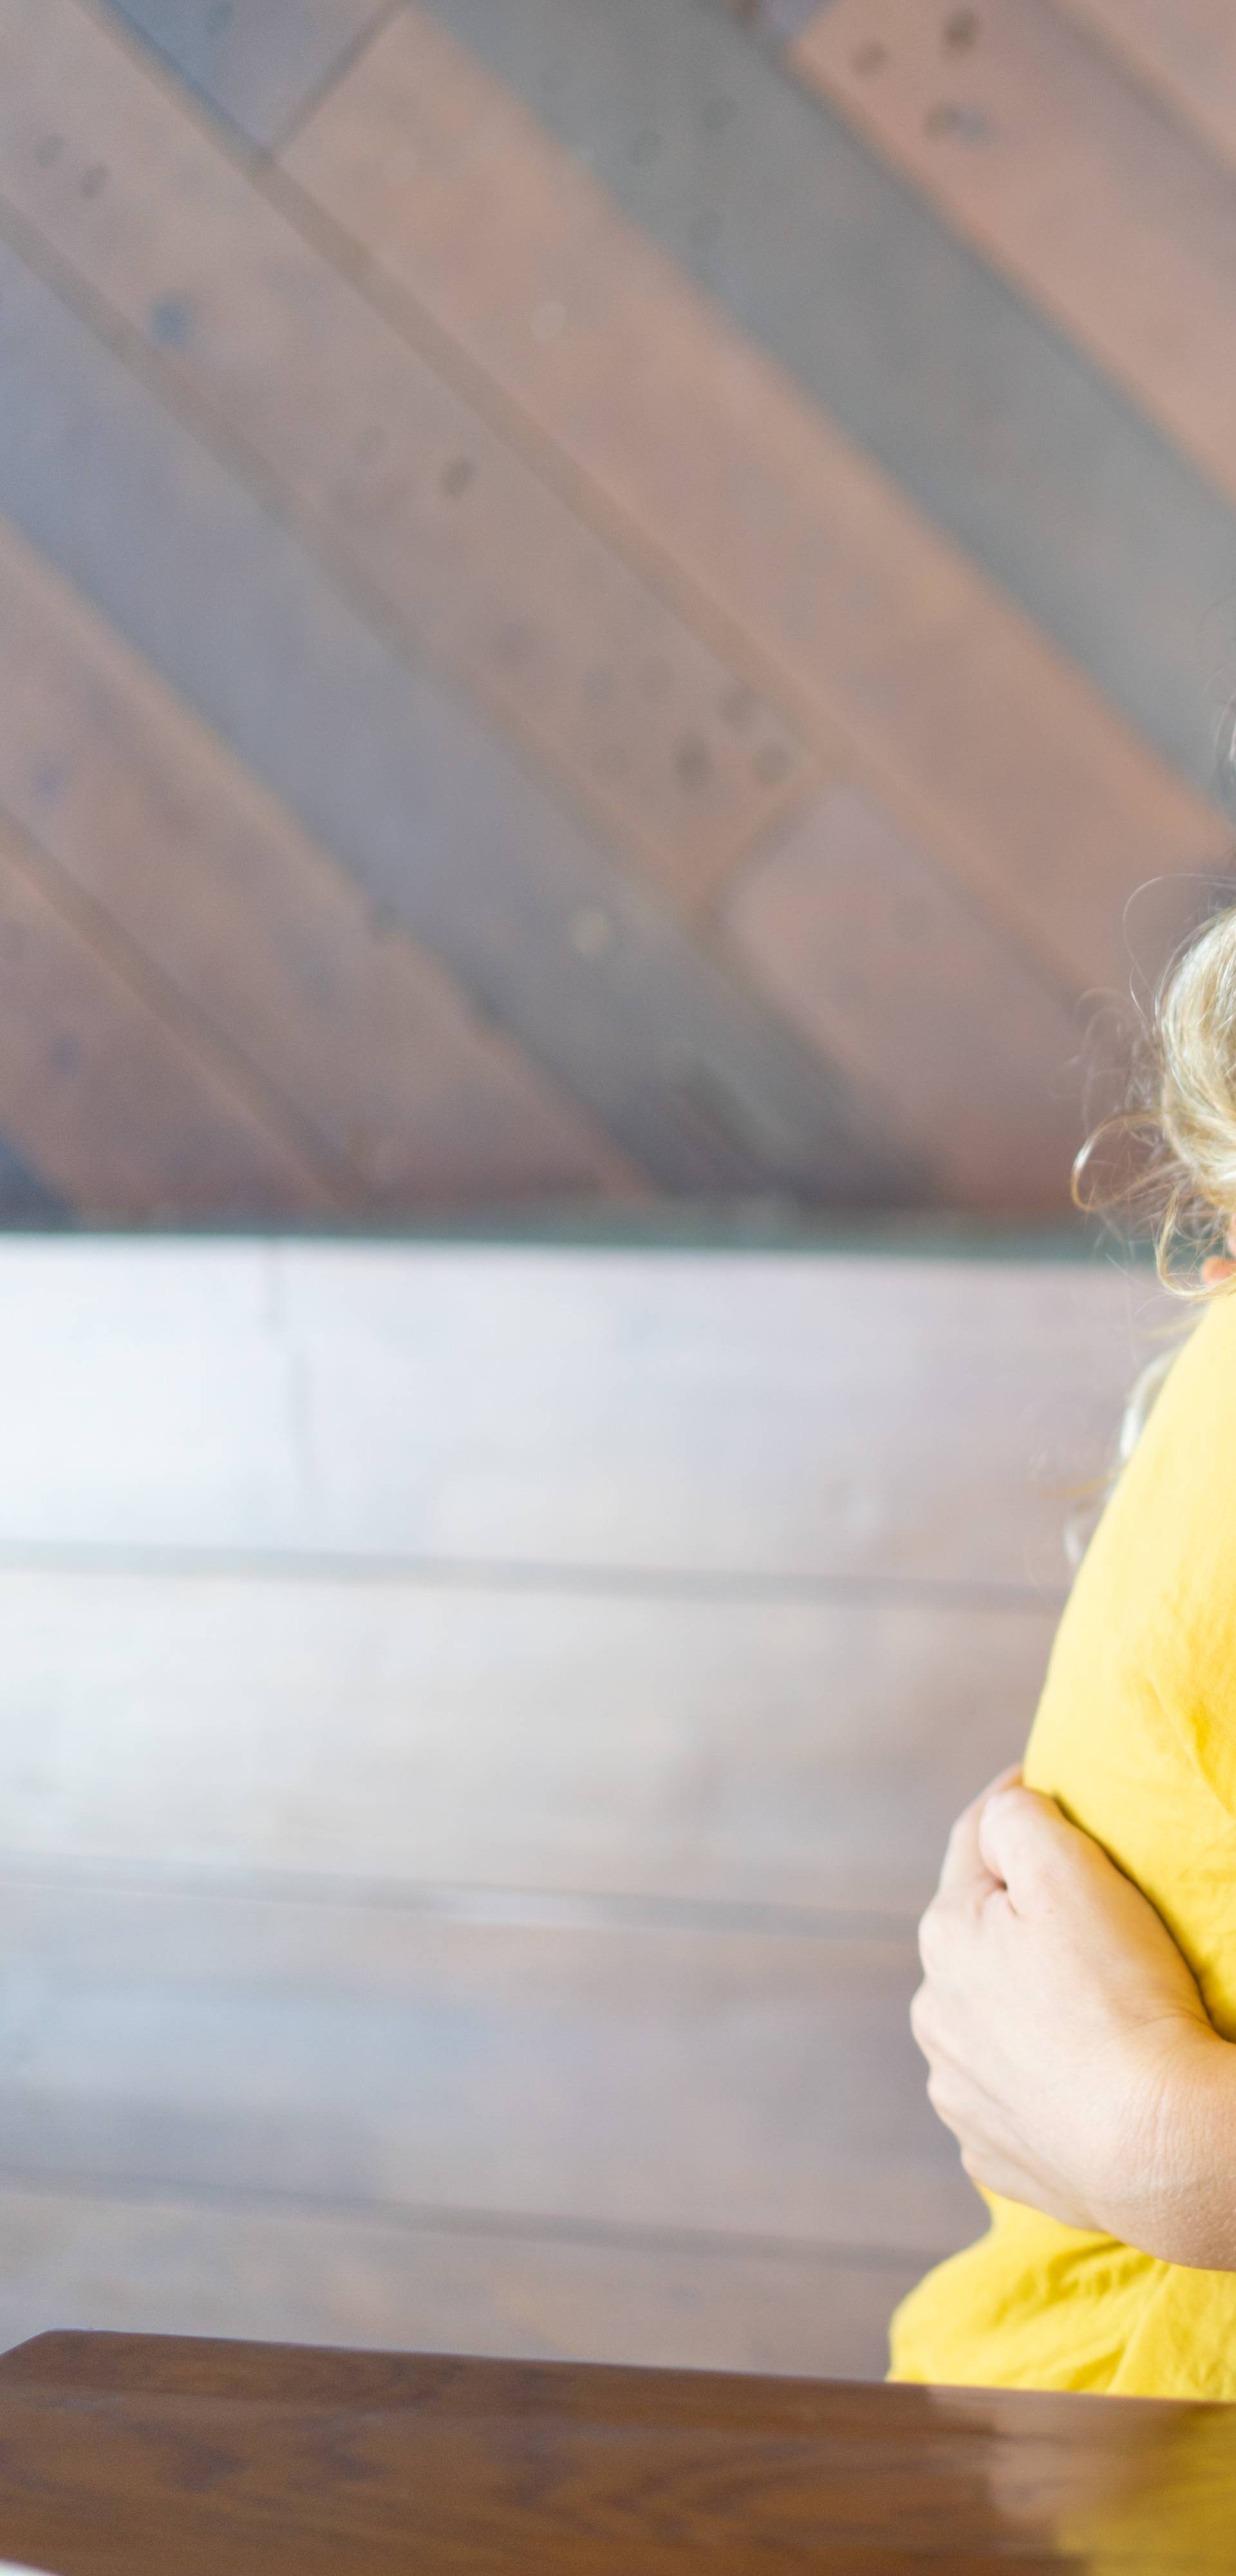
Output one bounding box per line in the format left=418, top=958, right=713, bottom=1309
left=0, top=234, right=904, bottom=1202
left=0, top=515, right=637, bottom=1209
left=424, top=0, right=1236, bottom=800
left=284, top=2, right=1230, bottom=1006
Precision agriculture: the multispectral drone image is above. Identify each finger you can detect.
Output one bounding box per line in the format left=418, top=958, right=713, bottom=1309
left=909, top=1977, right=942, bottom=2060
left=935, top=1766, right=1024, bottom=1904
left=978, top=1783, right=1089, bottom=1907
left=982, top=1763, right=1024, bottom=1799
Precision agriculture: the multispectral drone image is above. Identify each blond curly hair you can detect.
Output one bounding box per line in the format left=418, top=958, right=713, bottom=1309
left=1076, top=902, right=1236, bottom=1293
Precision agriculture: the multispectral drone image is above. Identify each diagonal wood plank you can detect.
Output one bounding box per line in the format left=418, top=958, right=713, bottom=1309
left=791, top=0, right=1236, bottom=525
left=722, top=787, right=1091, bottom=1212
left=279, top=2, right=1233, bottom=999
left=0, top=811, right=342, bottom=1217
left=1049, top=0, right=1236, bottom=186
left=19, top=0, right=1128, bottom=1213
left=106, top=0, right=391, bottom=147
left=0, top=243, right=903, bottom=1201
left=0, top=2178, right=919, bottom=2379
left=0, top=515, right=641, bottom=1209
left=405, top=0, right=1236, bottom=817
left=0, top=0, right=818, bottom=923
left=0, top=1877, right=977, bottom=2254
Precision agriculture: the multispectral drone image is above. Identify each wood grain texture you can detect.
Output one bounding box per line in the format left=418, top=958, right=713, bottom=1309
left=792, top=0, right=1236, bottom=520
left=1051, top=0, right=1236, bottom=184
left=0, top=231, right=901, bottom=1202
left=0, top=2333, right=1233, bottom=2573
left=403, top=0, right=1236, bottom=812
left=0, top=811, right=342, bottom=1216
left=723, top=786, right=1089, bottom=1211
left=107, top=0, right=390, bottom=147
left=0, top=1242, right=1174, bottom=1580
left=0, top=1568, right=1046, bottom=1909
left=0, top=1876, right=977, bottom=2253
left=0, top=0, right=817, bottom=920
left=0, top=2181, right=918, bottom=2378
left=283, top=2, right=1232, bottom=998
left=0, top=514, right=639, bottom=1208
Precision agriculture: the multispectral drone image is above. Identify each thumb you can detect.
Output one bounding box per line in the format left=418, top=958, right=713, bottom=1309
left=978, top=1784, right=1078, bottom=1904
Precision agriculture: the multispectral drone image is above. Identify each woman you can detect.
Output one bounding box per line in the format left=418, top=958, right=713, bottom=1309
left=890, top=909, right=1236, bottom=2396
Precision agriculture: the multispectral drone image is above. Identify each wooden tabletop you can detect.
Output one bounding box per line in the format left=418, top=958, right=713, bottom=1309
left=0, top=2333, right=1234, bottom=2571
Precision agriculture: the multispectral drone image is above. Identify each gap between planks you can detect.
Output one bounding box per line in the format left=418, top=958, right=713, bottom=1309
left=0, top=1542, right=1069, bottom=1607
left=0, top=1852, right=922, bottom=1945
left=0, top=2168, right=924, bottom=2377
left=0, top=2156, right=932, bottom=2271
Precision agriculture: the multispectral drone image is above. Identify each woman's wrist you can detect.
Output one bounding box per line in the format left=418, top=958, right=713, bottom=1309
left=1099, top=2019, right=1236, bottom=2271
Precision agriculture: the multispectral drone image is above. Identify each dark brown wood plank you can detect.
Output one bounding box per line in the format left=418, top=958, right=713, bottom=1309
left=0, top=514, right=640, bottom=1208
left=0, top=1568, right=1047, bottom=1912
left=0, top=1244, right=1172, bottom=1582
left=0, top=811, right=341, bottom=1217
left=0, top=2333, right=1231, bottom=2573
left=1052, top=0, right=1236, bottom=183
left=105, top=0, right=391, bottom=147
left=792, top=0, right=1236, bottom=517
left=0, top=0, right=818, bottom=922
left=281, top=1, right=1231, bottom=997
left=0, top=2180, right=917, bottom=2379
left=0, top=1877, right=977, bottom=2255
left=0, top=233, right=900, bottom=1202
left=722, top=786, right=1089, bottom=1213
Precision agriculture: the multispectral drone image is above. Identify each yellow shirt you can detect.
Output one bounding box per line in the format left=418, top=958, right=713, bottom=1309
left=889, top=1287, right=1236, bottom=2401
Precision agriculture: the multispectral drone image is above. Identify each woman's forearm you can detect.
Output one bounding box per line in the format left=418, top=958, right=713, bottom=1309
left=913, top=1783, right=1236, bottom=2268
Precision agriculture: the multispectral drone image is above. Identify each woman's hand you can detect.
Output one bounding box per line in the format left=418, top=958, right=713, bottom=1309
left=913, top=1779, right=1236, bottom=2267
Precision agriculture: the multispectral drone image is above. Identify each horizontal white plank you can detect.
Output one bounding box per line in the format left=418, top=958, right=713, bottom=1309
left=0, top=2180, right=918, bottom=2380
left=0, top=1568, right=1046, bottom=1910
left=0, top=1240, right=1175, bottom=1580
left=0, top=1879, right=976, bottom=2257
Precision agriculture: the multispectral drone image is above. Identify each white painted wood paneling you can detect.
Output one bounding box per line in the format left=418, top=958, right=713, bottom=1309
left=0, top=1240, right=1175, bottom=1580
left=0, top=1567, right=1047, bottom=1909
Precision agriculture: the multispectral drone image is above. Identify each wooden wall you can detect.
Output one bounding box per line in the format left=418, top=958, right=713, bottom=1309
left=0, top=1240, right=1175, bottom=2377
left=1, top=0, right=1235, bottom=1223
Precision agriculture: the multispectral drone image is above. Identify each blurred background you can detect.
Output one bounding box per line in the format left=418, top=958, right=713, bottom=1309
left=0, top=0, right=1227, bottom=2381
left=2, top=0, right=1235, bottom=1227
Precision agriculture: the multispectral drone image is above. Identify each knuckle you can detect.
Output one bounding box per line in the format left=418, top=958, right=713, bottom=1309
left=917, top=1901, right=948, bottom=1976
left=909, top=1983, right=935, bottom=2052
